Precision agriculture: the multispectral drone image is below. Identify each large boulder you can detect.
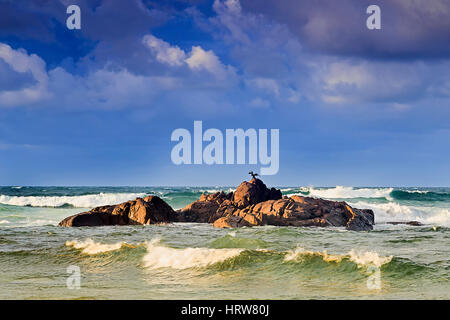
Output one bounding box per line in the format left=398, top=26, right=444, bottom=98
left=58, top=196, right=177, bottom=227
left=177, top=178, right=282, bottom=221
left=232, top=178, right=282, bottom=208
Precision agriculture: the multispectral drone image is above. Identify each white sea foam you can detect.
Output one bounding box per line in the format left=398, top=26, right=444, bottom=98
left=284, top=247, right=344, bottom=263
left=0, top=193, right=146, bottom=208
left=403, top=190, right=429, bottom=194
left=294, top=186, right=393, bottom=200
left=284, top=247, right=393, bottom=267
left=142, top=239, right=243, bottom=269
left=347, top=249, right=393, bottom=267
left=65, top=239, right=136, bottom=255
left=348, top=201, right=450, bottom=226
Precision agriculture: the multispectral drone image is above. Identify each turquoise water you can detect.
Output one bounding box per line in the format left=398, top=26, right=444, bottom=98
left=0, top=186, right=449, bottom=299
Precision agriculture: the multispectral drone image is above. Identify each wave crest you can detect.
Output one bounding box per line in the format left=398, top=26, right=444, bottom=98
left=284, top=246, right=393, bottom=268
left=0, top=193, right=146, bottom=208
left=65, top=239, right=137, bottom=255
left=142, top=239, right=243, bottom=270
left=348, top=201, right=450, bottom=226
left=290, top=186, right=393, bottom=200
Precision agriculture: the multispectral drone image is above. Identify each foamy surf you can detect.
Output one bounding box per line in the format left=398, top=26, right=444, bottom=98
left=292, top=186, right=394, bottom=200
left=65, top=239, right=138, bottom=255
left=284, top=247, right=344, bottom=263
left=142, top=239, right=243, bottom=269
left=348, top=201, right=450, bottom=226
left=0, top=192, right=146, bottom=208
left=284, top=246, right=393, bottom=268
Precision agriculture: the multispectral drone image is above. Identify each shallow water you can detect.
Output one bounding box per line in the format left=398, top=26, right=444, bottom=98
left=0, top=186, right=449, bottom=299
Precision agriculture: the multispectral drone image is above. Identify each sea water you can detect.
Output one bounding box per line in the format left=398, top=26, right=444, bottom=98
left=0, top=186, right=448, bottom=299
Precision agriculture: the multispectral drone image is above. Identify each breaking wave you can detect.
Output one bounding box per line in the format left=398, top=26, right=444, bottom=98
left=286, top=186, right=450, bottom=202
left=142, top=239, right=243, bottom=269
left=65, top=239, right=142, bottom=255
left=0, top=193, right=146, bottom=208
left=348, top=201, right=450, bottom=226
left=284, top=247, right=393, bottom=268
left=290, top=186, right=394, bottom=200
left=66, top=237, right=395, bottom=270
left=61, top=238, right=436, bottom=280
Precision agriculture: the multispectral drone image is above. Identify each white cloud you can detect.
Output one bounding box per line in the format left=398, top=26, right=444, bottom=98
left=142, top=35, right=186, bottom=67
left=185, top=46, right=232, bottom=79
left=0, top=43, right=49, bottom=107
left=318, top=60, right=427, bottom=104
left=143, top=34, right=234, bottom=80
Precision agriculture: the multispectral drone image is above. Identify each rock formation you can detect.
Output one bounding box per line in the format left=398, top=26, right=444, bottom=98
left=58, top=196, right=177, bottom=227
left=59, top=178, right=375, bottom=231
left=178, top=178, right=373, bottom=231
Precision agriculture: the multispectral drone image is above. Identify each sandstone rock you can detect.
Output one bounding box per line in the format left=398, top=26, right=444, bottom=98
left=232, top=178, right=282, bottom=208
left=210, top=195, right=374, bottom=231
left=212, top=216, right=252, bottom=228
left=58, top=205, right=115, bottom=227
left=177, top=191, right=232, bottom=223
left=58, top=196, right=176, bottom=227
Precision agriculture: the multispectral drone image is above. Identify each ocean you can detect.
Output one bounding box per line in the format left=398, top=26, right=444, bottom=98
left=0, top=186, right=449, bottom=299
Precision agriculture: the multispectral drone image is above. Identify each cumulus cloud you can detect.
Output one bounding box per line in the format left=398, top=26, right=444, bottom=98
left=0, top=42, right=182, bottom=110
left=202, top=0, right=450, bottom=107
left=190, top=0, right=308, bottom=105
left=0, top=0, right=448, bottom=114
left=185, top=46, right=232, bottom=79
left=316, top=59, right=449, bottom=105
left=0, top=43, right=49, bottom=107
left=143, top=34, right=235, bottom=80
left=142, top=35, right=186, bottom=67
left=241, top=0, right=450, bottom=59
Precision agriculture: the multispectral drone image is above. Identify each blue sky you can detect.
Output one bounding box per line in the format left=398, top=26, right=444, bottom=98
left=0, top=0, right=449, bottom=187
